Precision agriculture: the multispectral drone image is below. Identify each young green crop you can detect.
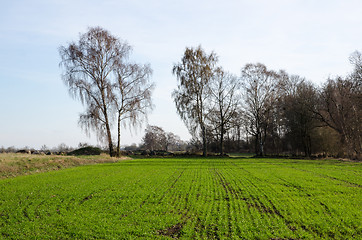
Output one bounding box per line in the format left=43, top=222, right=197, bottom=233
left=0, top=157, right=361, bottom=239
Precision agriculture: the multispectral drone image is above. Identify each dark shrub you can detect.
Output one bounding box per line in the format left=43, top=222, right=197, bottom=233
left=68, top=146, right=102, bottom=156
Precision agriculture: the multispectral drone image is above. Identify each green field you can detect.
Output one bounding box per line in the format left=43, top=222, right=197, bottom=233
left=0, top=157, right=361, bottom=239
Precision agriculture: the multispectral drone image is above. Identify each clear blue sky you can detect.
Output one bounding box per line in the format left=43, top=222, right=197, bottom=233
left=1, top=0, right=361, bottom=149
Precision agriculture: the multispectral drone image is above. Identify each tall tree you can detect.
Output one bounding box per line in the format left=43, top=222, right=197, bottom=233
left=59, top=27, right=118, bottom=156
left=350, top=50, right=362, bottom=82
left=280, top=76, right=319, bottom=157
left=208, top=68, right=241, bottom=155
left=142, top=125, right=167, bottom=151
left=241, top=63, right=280, bottom=156
left=113, top=60, right=154, bottom=157
left=317, top=77, right=361, bottom=159
left=172, top=46, right=218, bottom=156
left=165, top=132, right=182, bottom=152
left=59, top=26, right=154, bottom=156
left=312, top=51, right=361, bottom=159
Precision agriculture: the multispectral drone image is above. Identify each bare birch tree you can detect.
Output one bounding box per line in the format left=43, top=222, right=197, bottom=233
left=172, top=46, right=218, bottom=156
left=208, top=68, right=241, bottom=155
left=113, top=62, right=154, bottom=157
left=59, top=26, right=154, bottom=156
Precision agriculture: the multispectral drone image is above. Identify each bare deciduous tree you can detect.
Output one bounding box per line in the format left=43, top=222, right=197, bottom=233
left=280, top=76, right=319, bottom=157
left=142, top=125, right=167, bottom=151
left=59, top=27, right=154, bottom=156
left=350, top=50, right=362, bottom=82
left=59, top=27, right=118, bottom=155
left=113, top=58, right=154, bottom=157
left=208, top=68, right=241, bottom=155
left=241, top=63, right=280, bottom=156
left=310, top=51, right=361, bottom=159
left=165, top=132, right=185, bottom=151
left=142, top=125, right=184, bottom=152
left=172, top=46, right=218, bottom=156
left=317, top=77, right=361, bottom=159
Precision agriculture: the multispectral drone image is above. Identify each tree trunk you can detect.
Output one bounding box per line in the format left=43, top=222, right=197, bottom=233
left=104, top=110, right=114, bottom=157
left=237, top=125, right=241, bottom=150
left=202, top=124, right=207, bottom=157
left=116, top=112, right=121, bottom=157
left=259, top=140, right=264, bottom=156
left=106, top=123, right=114, bottom=157
left=220, top=123, right=224, bottom=156
left=100, top=86, right=114, bottom=157
left=257, top=131, right=265, bottom=157
left=302, top=136, right=311, bottom=157
left=254, top=134, right=258, bottom=156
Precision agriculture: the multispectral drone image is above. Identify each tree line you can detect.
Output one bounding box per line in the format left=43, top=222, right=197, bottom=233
left=59, top=27, right=361, bottom=159
left=172, top=46, right=361, bottom=159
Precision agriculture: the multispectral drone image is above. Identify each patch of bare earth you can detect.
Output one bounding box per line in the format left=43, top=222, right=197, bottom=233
left=158, top=223, right=183, bottom=239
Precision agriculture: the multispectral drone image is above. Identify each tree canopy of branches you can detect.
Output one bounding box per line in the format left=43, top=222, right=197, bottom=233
left=280, top=76, right=319, bottom=157
left=208, top=69, right=241, bottom=155
left=350, top=51, right=362, bottom=82
left=165, top=132, right=183, bottom=151
left=59, top=26, right=154, bottom=156
left=113, top=53, right=154, bottom=156
left=316, top=73, right=361, bottom=158
left=308, top=51, right=361, bottom=159
left=241, top=63, right=280, bottom=156
left=142, top=125, right=166, bottom=151
left=142, top=125, right=183, bottom=151
left=172, top=46, right=218, bottom=156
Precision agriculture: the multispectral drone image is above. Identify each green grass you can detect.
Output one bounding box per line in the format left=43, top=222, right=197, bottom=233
left=0, top=157, right=361, bottom=239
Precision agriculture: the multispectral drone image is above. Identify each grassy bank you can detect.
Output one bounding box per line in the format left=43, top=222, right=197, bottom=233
left=0, top=153, right=127, bottom=178
left=0, top=157, right=361, bottom=239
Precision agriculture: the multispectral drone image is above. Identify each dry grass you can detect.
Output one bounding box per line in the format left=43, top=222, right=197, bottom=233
left=0, top=153, right=130, bottom=178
